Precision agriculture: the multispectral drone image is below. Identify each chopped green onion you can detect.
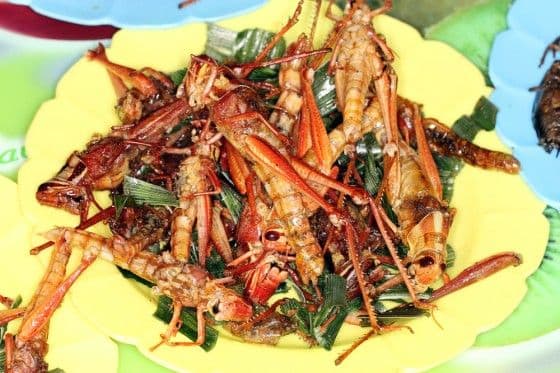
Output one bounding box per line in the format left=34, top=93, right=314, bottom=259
left=321, top=112, right=342, bottom=132
left=542, top=207, right=560, bottom=265
left=451, top=97, right=498, bottom=140
left=147, top=241, right=165, bottom=255
left=206, top=249, right=226, bottom=278
left=219, top=182, right=243, bottom=224
left=446, top=244, right=456, bottom=269
left=0, top=295, right=23, bottom=369
left=434, top=154, right=463, bottom=202
left=117, top=267, right=154, bottom=288
left=11, top=295, right=22, bottom=309
left=274, top=282, right=290, bottom=295
left=312, top=64, right=337, bottom=117
left=377, top=287, right=431, bottom=302
left=280, top=298, right=313, bottom=338
left=169, top=68, right=187, bottom=86
left=378, top=304, right=430, bottom=322
left=233, top=28, right=285, bottom=64
left=188, top=231, right=199, bottom=265
left=154, top=296, right=218, bottom=351
left=113, top=194, right=132, bottom=219
left=205, top=23, right=238, bottom=63
left=374, top=300, right=387, bottom=313
left=452, top=115, right=480, bottom=141
left=123, top=176, right=179, bottom=207
left=470, top=96, right=498, bottom=131
left=247, top=67, right=279, bottom=82
left=313, top=274, right=348, bottom=350
left=359, top=134, right=383, bottom=195
left=280, top=274, right=349, bottom=349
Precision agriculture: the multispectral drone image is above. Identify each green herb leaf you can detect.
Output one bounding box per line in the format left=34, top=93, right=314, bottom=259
left=47, top=369, right=65, bottom=373
left=123, top=176, right=179, bottom=207
left=471, top=96, right=498, bottom=131
left=154, top=296, right=219, bottom=351
left=219, top=182, right=243, bottom=224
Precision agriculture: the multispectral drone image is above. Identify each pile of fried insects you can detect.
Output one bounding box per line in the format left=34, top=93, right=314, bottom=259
left=1, top=1, right=523, bottom=371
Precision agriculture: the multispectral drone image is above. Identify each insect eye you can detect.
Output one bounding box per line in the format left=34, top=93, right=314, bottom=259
left=210, top=301, right=221, bottom=315
left=418, top=256, right=435, bottom=268
left=264, top=230, right=280, bottom=241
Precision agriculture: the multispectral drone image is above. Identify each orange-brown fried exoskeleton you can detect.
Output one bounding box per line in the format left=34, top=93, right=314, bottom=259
left=11, top=228, right=253, bottom=353
left=36, top=136, right=128, bottom=223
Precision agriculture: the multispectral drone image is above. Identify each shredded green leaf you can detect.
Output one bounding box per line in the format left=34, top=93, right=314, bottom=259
left=377, top=285, right=431, bottom=302
left=204, top=23, right=238, bottom=63
left=123, top=176, right=179, bottom=207
left=446, top=244, right=456, bottom=269
left=147, top=241, right=165, bottom=255
left=358, top=134, right=383, bottom=195
left=280, top=274, right=348, bottom=350
left=113, top=194, right=132, bottom=219
left=233, top=28, right=285, bottom=64
left=312, top=64, right=337, bottom=117
left=280, top=298, right=314, bottom=337
left=117, top=267, right=154, bottom=288
left=378, top=304, right=430, bottom=322
left=219, top=182, right=243, bottom=224
left=434, top=154, right=463, bottom=202
left=0, top=295, right=23, bottom=371
left=169, top=68, right=187, bottom=86
left=154, top=296, right=219, bottom=351
left=11, top=296, right=22, bottom=309
left=206, top=249, right=226, bottom=278
left=313, top=274, right=348, bottom=350
left=470, top=96, right=497, bottom=131
left=451, top=96, right=498, bottom=141
left=452, top=115, right=480, bottom=141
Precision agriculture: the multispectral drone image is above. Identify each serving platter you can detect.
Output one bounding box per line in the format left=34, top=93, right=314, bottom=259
left=489, top=0, right=560, bottom=210
left=0, top=176, right=119, bottom=373
left=8, top=0, right=266, bottom=28
left=2, top=0, right=549, bottom=371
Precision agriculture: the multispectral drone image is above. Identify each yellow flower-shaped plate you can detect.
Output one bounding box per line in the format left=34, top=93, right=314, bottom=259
left=11, top=0, right=548, bottom=371
left=0, top=176, right=119, bottom=372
